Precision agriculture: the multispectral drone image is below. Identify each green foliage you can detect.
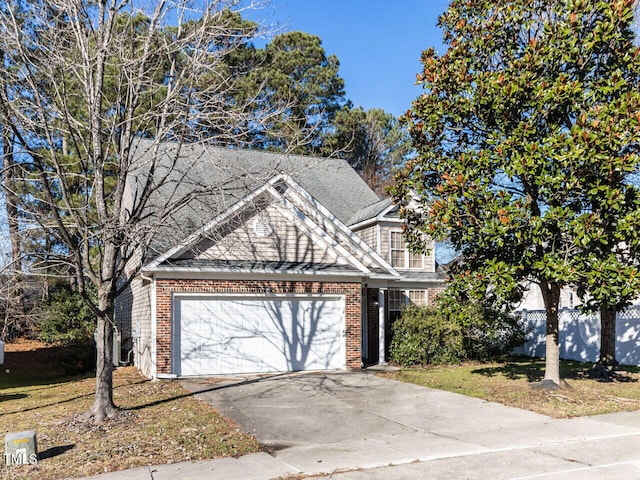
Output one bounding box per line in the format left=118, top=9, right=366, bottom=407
left=390, top=305, right=465, bottom=366
left=320, top=106, right=413, bottom=193
left=39, top=286, right=96, bottom=346
left=232, top=31, right=347, bottom=152
left=39, top=286, right=97, bottom=374
left=437, top=280, right=526, bottom=362
left=392, top=0, right=640, bottom=378
left=390, top=297, right=524, bottom=366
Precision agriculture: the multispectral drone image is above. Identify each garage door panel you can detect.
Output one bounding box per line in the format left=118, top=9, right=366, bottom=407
left=175, top=296, right=344, bottom=375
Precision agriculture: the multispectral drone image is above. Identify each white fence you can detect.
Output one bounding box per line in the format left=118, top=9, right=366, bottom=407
left=514, top=307, right=640, bottom=366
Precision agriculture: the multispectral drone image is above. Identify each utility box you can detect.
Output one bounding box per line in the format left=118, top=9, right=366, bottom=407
left=5, top=431, right=37, bottom=465
left=93, top=327, right=121, bottom=367
left=0, top=340, right=4, bottom=365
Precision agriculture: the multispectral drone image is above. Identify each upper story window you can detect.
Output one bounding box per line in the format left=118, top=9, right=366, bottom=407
left=390, top=231, right=423, bottom=269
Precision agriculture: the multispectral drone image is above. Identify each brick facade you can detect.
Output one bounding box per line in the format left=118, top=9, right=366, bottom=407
left=427, top=287, right=445, bottom=306
left=155, top=278, right=362, bottom=375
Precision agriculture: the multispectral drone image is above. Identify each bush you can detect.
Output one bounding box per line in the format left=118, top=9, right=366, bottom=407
left=390, top=302, right=524, bottom=367
left=39, top=286, right=96, bottom=373
left=390, top=305, right=465, bottom=365
left=39, top=286, right=96, bottom=345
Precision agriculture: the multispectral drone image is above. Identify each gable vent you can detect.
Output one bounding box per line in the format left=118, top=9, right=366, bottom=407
left=253, top=215, right=274, bottom=238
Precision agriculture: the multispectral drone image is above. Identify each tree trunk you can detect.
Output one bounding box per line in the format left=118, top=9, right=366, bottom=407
left=2, top=128, right=26, bottom=337
left=598, top=306, right=618, bottom=366
left=3, top=133, right=21, bottom=272
left=537, top=280, right=563, bottom=389
left=87, top=286, right=118, bottom=423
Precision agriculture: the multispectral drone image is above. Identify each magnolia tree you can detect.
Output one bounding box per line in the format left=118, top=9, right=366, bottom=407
left=0, top=0, right=289, bottom=422
left=394, top=0, right=640, bottom=388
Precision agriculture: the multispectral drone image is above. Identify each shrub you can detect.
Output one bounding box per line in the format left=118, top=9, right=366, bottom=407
left=39, top=286, right=96, bottom=345
left=455, top=302, right=525, bottom=361
left=390, top=305, right=465, bottom=365
left=390, top=302, right=525, bottom=367
left=39, top=286, right=96, bottom=373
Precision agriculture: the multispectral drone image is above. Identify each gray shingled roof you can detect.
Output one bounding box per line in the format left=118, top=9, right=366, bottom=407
left=347, top=198, right=393, bottom=226
left=129, top=139, right=383, bottom=260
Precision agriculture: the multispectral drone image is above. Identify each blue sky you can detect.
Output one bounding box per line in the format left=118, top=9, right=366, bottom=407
left=251, top=0, right=450, bottom=118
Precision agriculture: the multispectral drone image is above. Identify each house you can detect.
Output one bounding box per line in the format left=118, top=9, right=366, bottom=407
left=115, top=140, right=445, bottom=378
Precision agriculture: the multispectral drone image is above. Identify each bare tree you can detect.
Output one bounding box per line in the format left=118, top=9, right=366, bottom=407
left=0, top=0, right=285, bottom=422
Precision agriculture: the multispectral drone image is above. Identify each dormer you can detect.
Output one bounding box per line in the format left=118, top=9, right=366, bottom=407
left=349, top=200, right=436, bottom=274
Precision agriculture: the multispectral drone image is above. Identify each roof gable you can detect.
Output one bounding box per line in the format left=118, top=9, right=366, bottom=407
left=145, top=175, right=398, bottom=278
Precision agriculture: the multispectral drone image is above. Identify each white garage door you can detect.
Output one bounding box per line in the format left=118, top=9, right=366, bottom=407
left=174, top=296, right=345, bottom=375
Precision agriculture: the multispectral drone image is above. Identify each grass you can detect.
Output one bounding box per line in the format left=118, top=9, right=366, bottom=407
left=381, top=356, right=640, bottom=418
left=0, top=339, right=261, bottom=480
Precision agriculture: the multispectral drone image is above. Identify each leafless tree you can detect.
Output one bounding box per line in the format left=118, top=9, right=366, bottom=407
left=0, top=0, right=288, bottom=423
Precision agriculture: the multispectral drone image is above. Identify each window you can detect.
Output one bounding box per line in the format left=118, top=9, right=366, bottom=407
left=388, top=290, right=407, bottom=311
left=388, top=289, right=427, bottom=311
left=408, top=290, right=426, bottom=306
left=390, top=232, right=406, bottom=268
left=409, top=252, right=423, bottom=269
left=390, top=231, right=424, bottom=269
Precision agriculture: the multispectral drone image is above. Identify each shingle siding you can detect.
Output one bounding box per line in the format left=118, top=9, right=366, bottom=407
left=115, top=277, right=153, bottom=377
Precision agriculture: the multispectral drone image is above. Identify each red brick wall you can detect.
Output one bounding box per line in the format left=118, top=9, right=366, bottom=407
left=155, top=279, right=362, bottom=374
left=427, top=287, right=445, bottom=306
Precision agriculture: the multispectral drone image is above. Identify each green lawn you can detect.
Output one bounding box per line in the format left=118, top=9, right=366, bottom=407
left=381, top=356, right=640, bottom=418
left=0, top=340, right=261, bottom=480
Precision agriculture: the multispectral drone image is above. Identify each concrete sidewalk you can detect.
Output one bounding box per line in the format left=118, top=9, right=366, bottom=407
left=75, top=372, right=640, bottom=480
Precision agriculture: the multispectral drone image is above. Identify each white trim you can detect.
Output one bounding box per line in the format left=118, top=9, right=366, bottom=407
left=173, top=292, right=346, bottom=301
left=271, top=188, right=371, bottom=274
left=387, top=279, right=444, bottom=289
left=150, top=275, right=158, bottom=379
left=147, top=175, right=287, bottom=268
left=279, top=176, right=400, bottom=277
left=378, top=289, right=386, bottom=365
left=348, top=203, right=401, bottom=231
left=146, top=174, right=399, bottom=278
left=142, top=268, right=393, bottom=281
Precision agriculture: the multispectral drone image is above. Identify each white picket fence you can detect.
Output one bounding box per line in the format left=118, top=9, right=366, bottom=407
left=513, top=307, right=640, bottom=366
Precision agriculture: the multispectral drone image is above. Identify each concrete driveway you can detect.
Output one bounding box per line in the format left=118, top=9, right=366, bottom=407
left=180, top=370, right=640, bottom=479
